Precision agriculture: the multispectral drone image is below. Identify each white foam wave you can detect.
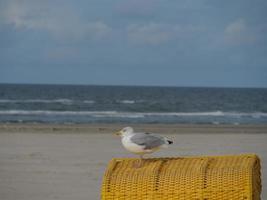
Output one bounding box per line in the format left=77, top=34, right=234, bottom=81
left=83, top=100, right=95, bottom=104
left=117, top=100, right=136, bottom=104
left=0, top=110, right=267, bottom=118
left=0, top=99, right=95, bottom=104
left=0, top=110, right=144, bottom=118
left=0, top=99, right=73, bottom=104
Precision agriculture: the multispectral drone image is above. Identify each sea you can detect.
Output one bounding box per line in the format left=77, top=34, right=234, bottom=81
left=0, top=83, right=267, bottom=124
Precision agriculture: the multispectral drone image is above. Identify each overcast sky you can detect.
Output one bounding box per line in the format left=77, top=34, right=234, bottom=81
left=0, top=0, right=266, bottom=87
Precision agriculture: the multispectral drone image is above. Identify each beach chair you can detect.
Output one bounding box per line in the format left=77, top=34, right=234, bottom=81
left=101, top=154, right=261, bottom=200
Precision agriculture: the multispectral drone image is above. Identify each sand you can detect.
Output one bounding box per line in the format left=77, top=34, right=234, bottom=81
left=0, top=123, right=266, bottom=200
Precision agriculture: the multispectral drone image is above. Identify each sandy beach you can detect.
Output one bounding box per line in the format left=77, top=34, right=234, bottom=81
left=0, top=123, right=266, bottom=200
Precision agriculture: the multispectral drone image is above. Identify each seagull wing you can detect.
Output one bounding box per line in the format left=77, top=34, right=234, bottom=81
left=130, top=133, right=165, bottom=150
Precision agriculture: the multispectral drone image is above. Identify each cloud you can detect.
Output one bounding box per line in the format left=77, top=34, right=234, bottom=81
left=127, top=23, right=175, bottom=45
left=224, top=19, right=257, bottom=45
left=115, top=0, right=158, bottom=18
left=1, top=0, right=111, bottom=42
left=127, top=22, right=205, bottom=45
left=225, top=19, right=246, bottom=34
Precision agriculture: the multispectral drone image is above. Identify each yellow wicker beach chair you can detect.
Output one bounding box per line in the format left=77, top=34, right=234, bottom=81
left=101, top=154, right=261, bottom=200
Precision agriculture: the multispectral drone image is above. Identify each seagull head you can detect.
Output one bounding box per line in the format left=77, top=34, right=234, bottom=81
left=114, top=127, right=134, bottom=137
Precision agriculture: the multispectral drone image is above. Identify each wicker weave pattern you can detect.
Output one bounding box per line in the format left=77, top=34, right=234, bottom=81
left=101, top=154, right=261, bottom=200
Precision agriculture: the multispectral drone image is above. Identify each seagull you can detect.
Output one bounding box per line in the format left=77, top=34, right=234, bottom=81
left=114, top=127, right=173, bottom=167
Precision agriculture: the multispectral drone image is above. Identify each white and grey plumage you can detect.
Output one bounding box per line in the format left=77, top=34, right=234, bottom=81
left=114, top=127, right=173, bottom=163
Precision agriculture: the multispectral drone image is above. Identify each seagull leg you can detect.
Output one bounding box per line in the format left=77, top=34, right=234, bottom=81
left=139, top=154, right=144, bottom=167
left=133, top=154, right=144, bottom=168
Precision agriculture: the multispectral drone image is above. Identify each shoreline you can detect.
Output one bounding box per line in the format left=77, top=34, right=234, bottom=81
left=0, top=123, right=266, bottom=134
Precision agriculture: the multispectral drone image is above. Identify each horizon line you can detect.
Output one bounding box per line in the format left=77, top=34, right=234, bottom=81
left=0, top=82, right=267, bottom=89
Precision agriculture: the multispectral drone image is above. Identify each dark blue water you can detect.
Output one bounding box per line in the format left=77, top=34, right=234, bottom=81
left=0, top=83, right=267, bottom=124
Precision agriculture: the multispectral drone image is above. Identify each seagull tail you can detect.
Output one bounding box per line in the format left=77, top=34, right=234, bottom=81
left=162, top=138, right=173, bottom=148
left=167, top=140, right=173, bottom=144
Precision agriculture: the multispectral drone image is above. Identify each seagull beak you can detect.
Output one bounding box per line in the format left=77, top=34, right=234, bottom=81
left=113, top=131, right=121, bottom=136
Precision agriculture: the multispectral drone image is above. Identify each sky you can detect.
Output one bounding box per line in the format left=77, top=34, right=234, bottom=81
left=0, top=0, right=267, bottom=87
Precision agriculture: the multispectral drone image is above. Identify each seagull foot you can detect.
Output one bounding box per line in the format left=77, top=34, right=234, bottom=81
left=133, top=161, right=142, bottom=168
left=133, top=158, right=144, bottom=168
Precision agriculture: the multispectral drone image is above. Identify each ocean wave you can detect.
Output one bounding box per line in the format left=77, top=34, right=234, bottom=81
left=0, top=99, right=95, bottom=104
left=0, top=110, right=267, bottom=118
left=0, top=110, right=144, bottom=118
left=116, top=100, right=146, bottom=104
left=0, top=99, right=73, bottom=104
left=117, top=100, right=136, bottom=104
left=83, top=100, right=95, bottom=104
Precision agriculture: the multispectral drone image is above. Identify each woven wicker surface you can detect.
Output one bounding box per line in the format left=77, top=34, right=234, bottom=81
left=101, top=154, right=261, bottom=200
